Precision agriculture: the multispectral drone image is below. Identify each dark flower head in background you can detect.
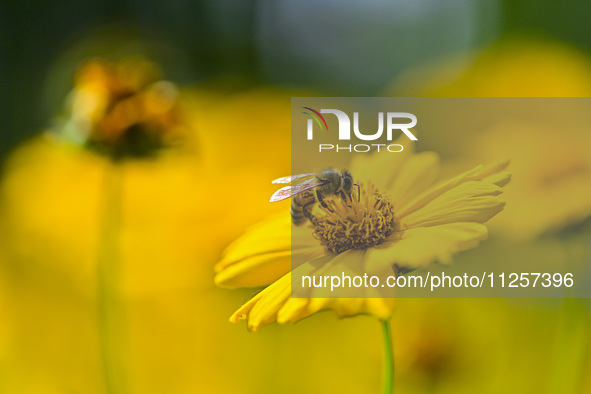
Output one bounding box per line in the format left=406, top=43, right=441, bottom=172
left=58, top=57, right=186, bottom=159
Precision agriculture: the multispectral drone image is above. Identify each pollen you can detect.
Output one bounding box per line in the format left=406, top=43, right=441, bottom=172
left=310, top=183, right=399, bottom=254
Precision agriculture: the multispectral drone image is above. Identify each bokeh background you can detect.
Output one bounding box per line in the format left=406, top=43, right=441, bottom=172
left=1, top=1, right=591, bottom=393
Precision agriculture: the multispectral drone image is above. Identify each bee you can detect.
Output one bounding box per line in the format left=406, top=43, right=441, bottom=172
left=270, top=168, right=359, bottom=225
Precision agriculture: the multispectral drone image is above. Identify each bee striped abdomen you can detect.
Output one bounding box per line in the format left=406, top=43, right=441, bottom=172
left=291, top=190, right=315, bottom=226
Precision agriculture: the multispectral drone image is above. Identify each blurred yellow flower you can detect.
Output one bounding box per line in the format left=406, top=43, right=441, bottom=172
left=216, top=140, right=510, bottom=331
left=59, top=57, right=187, bottom=157
left=393, top=39, right=591, bottom=239
left=391, top=39, right=591, bottom=97
left=463, top=120, right=591, bottom=240
left=0, top=84, right=294, bottom=393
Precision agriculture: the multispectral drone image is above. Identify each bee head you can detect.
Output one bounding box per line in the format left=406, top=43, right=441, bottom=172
left=342, top=169, right=353, bottom=194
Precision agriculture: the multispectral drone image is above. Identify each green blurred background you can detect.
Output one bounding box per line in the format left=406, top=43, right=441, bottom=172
left=2, top=0, right=591, bottom=159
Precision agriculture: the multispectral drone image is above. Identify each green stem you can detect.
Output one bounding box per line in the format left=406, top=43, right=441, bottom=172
left=381, top=319, right=395, bottom=394
left=97, top=161, right=126, bottom=394
left=550, top=298, right=588, bottom=394
left=550, top=234, right=589, bottom=394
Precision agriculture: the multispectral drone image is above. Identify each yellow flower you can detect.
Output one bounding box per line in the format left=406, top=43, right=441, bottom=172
left=59, top=57, right=187, bottom=158
left=385, top=39, right=591, bottom=239
left=462, top=121, right=591, bottom=240
left=215, top=139, right=510, bottom=331
left=0, top=85, right=293, bottom=393
left=389, top=39, right=591, bottom=97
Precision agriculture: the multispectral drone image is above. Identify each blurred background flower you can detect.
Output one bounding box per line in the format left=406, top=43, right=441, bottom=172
left=390, top=39, right=591, bottom=97
left=2, top=1, right=591, bottom=393
left=59, top=56, right=187, bottom=157
left=389, top=39, right=591, bottom=241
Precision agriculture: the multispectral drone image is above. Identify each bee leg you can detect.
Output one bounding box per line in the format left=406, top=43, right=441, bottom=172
left=316, top=190, right=334, bottom=212
left=302, top=199, right=316, bottom=221
left=340, top=191, right=353, bottom=207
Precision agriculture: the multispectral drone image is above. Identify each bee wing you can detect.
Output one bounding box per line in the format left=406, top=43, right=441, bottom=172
left=271, top=173, right=315, bottom=184
left=270, top=181, right=324, bottom=202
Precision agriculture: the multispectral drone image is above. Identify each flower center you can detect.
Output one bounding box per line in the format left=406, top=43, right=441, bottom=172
left=310, top=183, right=399, bottom=254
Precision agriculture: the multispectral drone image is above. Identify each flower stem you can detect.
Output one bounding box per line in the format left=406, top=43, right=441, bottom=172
left=97, top=161, right=126, bottom=394
left=550, top=233, right=589, bottom=394
left=550, top=298, right=588, bottom=394
left=381, top=319, right=394, bottom=394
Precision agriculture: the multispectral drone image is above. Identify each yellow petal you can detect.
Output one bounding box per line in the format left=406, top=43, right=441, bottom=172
left=275, top=297, right=313, bottom=324
left=231, top=251, right=397, bottom=328
left=278, top=251, right=396, bottom=322
left=277, top=294, right=396, bottom=324
left=215, top=213, right=290, bottom=272
left=349, top=134, right=414, bottom=191
left=229, top=272, right=292, bottom=331
left=285, top=296, right=396, bottom=322
left=398, top=160, right=510, bottom=218
left=216, top=245, right=326, bottom=288
left=297, top=250, right=369, bottom=298
left=365, top=222, right=488, bottom=270
left=483, top=171, right=512, bottom=187
left=388, top=152, right=440, bottom=207
left=480, top=158, right=511, bottom=179
left=401, top=181, right=505, bottom=228
left=215, top=213, right=293, bottom=288
left=214, top=250, right=291, bottom=288
left=321, top=295, right=395, bottom=319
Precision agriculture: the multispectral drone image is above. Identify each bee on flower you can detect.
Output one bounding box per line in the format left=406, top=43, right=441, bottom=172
left=215, top=137, right=511, bottom=331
